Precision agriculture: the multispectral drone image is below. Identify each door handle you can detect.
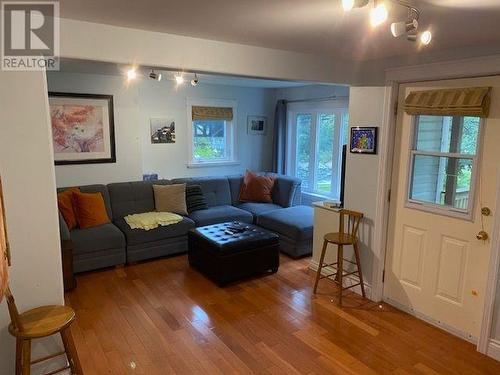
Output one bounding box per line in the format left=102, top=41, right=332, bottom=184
left=476, top=231, right=488, bottom=241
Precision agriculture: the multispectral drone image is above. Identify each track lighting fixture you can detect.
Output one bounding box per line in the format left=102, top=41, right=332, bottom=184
left=191, top=73, right=199, bottom=86
left=391, top=18, right=418, bottom=38
left=342, top=0, right=369, bottom=11
left=149, top=69, right=162, bottom=81
left=341, top=0, right=432, bottom=46
left=174, top=73, right=184, bottom=85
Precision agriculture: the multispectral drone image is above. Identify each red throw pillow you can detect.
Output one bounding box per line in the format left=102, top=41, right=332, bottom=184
left=239, top=171, right=275, bottom=203
left=73, top=191, right=110, bottom=229
left=57, top=188, right=80, bottom=230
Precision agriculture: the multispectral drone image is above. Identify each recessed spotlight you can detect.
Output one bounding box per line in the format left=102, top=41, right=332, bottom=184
left=191, top=73, right=199, bottom=87
left=127, top=68, right=137, bottom=81
left=175, top=73, right=184, bottom=85
left=370, top=3, right=388, bottom=27
left=149, top=69, right=162, bottom=81
left=420, top=30, right=432, bottom=45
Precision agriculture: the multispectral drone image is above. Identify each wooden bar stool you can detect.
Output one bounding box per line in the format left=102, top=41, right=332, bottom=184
left=313, top=209, right=365, bottom=306
left=5, top=286, right=83, bottom=375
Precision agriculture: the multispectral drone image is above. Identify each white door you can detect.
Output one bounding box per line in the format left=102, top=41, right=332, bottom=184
left=384, top=76, right=500, bottom=340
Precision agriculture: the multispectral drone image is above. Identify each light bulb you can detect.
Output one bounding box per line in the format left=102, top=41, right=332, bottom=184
left=342, top=0, right=354, bottom=11
left=370, top=4, right=388, bottom=27
left=127, top=68, right=137, bottom=81
left=420, top=30, right=432, bottom=45
left=175, top=74, right=184, bottom=85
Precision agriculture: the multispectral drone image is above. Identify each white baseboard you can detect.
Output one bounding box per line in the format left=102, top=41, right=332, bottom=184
left=309, top=260, right=372, bottom=300
left=487, top=339, right=500, bottom=361
left=383, top=296, right=478, bottom=345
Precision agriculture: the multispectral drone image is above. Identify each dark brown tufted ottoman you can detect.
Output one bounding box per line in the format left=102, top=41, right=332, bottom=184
left=188, top=221, right=279, bottom=285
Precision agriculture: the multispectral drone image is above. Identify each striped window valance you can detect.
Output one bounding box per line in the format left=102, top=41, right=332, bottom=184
left=192, top=106, right=233, bottom=121
left=404, top=87, right=491, bottom=118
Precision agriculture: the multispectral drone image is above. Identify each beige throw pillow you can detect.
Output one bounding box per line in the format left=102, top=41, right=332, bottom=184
left=153, top=183, right=188, bottom=216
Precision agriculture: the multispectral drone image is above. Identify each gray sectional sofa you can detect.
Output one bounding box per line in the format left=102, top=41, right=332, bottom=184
left=58, top=173, right=313, bottom=273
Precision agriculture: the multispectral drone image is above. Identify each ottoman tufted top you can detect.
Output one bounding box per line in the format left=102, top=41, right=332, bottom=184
left=189, top=221, right=279, bottom=253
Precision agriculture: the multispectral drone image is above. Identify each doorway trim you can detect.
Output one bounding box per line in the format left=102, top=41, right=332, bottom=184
left=372, top=57, right=500, bottom=357
left=478, top=168, right=500, bottom=355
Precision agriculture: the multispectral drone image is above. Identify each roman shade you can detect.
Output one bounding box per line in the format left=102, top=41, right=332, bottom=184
left=192, top=106, right=233, bottom=121
left=404, top=87, right=491, bottom=117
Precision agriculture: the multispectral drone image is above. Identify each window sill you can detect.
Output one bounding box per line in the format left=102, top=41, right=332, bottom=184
left=187, top=160, right=240, bottom=168
left=302, top=191, right=339, bottom=201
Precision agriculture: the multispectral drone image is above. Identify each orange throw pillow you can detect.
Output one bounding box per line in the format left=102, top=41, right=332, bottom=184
left=239, top=171, right=275, bottom=203
left=73, top=191, right=110, bottom=229
left=57, top=188, right=80, bottom=230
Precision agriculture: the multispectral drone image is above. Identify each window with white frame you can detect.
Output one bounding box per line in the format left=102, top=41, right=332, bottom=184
left=287, top=103, right=349, bottom=199
left=407, top=115, right=481, bottom=217
left=187, top=99, right=237, bottom=166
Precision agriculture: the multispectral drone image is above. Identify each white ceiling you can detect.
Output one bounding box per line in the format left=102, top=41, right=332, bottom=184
left=57, top=59, right=314, bottom=88
left=58, top=0, right=500, bottom=61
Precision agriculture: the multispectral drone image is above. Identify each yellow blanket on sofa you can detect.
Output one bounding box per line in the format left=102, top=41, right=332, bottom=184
left=124, top=212, right=183, bottom=230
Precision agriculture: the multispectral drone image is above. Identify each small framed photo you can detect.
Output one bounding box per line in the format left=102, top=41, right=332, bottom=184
left=247, top=116, right=267, bottom=135
left=150, top=118, right=175, bottom=144
left=350, top=127, right=378, bottom=154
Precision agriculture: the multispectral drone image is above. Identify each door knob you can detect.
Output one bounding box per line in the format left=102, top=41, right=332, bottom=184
left=477, top=231, right=489, bottom=241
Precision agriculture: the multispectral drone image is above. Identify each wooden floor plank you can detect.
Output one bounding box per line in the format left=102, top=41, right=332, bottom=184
left=65, top=254, right=500, bottom=374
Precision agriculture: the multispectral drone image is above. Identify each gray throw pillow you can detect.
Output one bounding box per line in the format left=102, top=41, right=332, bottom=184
left=153, top=183, right=188, bottom=215
left=186, top=185, right=208, bottom=213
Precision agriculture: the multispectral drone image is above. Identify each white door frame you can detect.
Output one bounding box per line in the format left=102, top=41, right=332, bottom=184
left=478, top=168, right=500, bottom=355
left=370, top=56, right=500, bottom=357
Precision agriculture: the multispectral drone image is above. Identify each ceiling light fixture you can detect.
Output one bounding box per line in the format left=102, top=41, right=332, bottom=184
left=390, top=18, right=418, bottom=37
left=420, top=30, right=432, bottom=45
left=191, top=73, right=199, bottom=86
left=174, top=73, right=184, bottom=85
left=127, top=68, right=137, bottom=81
left=370, top=3, right=388, bottom=27
left=149, top=69, right=162, bottom=81
left=342, top=0, right=369, bottom=11
left=341, top=0, right=432, bottom=46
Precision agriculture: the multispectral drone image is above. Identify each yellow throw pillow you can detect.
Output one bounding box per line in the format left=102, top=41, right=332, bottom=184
left=153, top=183, right=188, bottom=216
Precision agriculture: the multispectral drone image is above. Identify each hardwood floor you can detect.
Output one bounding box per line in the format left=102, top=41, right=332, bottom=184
left=65, top=255, right=500, bottom=374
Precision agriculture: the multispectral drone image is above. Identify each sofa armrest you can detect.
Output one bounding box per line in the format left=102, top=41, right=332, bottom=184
left=266, top=173, right=302, bottom=207
left=58, top=211, right=71, bottom=241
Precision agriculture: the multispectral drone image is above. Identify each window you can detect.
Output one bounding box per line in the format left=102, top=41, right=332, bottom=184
left=288, top=104, right=349, bottom=199
left=187, top=99, right=237, bottom=167
left=408, top=115, right=481, bottom=217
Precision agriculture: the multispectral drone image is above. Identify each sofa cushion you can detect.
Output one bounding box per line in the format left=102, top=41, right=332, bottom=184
left=239, top=170, right=275, bottom=203
left=73, top=191, right=111, bottom=229
left=227, top=175, right=244, bottom=205
left=188, top=205, right=253, bottom=226
left=265, top=173, right=302, bottom=207
left=238, top=202, right=282, bottom=219
left=58, top=184, right=113, bottom=219
left=257, top=205, right=313, bottom=241
left=171, top=177, right=231, bottom=207
left=153, top=183, right=188, bottom=215
left=186, top=185, right=208, bottom=213
left=115, top=217, right=195, bottom=246
left=57, top=188, right=80, bottom=230
left=71, top=223, right=126, bottom=255
left=108, top=180, right=170, bottom=220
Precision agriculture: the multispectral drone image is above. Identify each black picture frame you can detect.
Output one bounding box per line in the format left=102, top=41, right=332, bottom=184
left=350, top=126, right=378, bottom=155
left=48, top=92, right=116, bottom=165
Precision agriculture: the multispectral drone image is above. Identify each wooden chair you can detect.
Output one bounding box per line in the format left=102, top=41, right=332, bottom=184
left=313, top=209, right=365, bottom=306
left=5, top=286, right=83, bottom=375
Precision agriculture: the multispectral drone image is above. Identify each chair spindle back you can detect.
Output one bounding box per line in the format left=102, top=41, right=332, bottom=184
left=338, top=209, right=363, bottom=240
left=5, top=285, right=22, bottom=332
